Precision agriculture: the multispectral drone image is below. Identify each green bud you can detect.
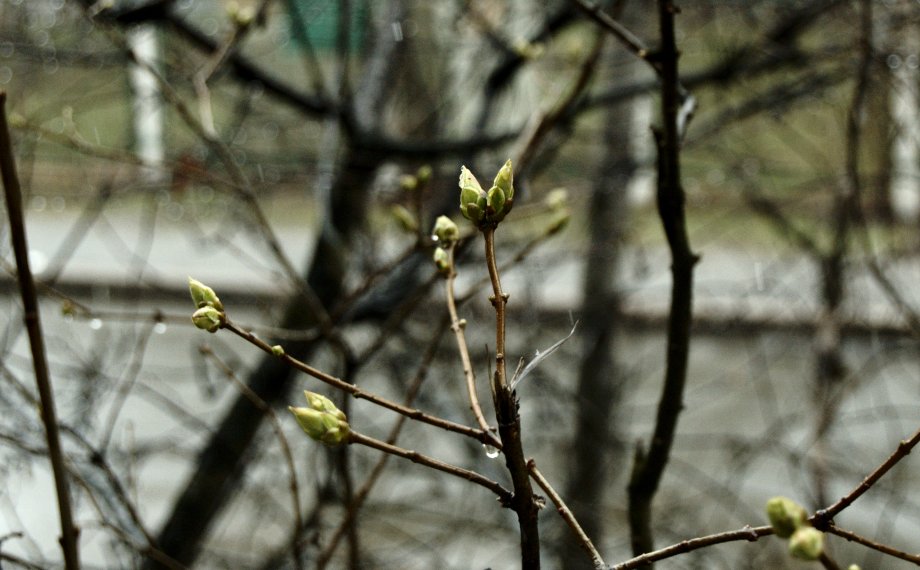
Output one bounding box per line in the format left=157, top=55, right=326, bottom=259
left=191, top=306, right=224, bottom=333
left=545, top=187, right=569, bottom=211
left=303, top=390, right=346, bottom=420
left=399, top=174, right=418, bottom=192
left=271, top=345, right=285, bottom=357
left=766, top=497, right=808, bottom=538
left=465, top=202, right=484, bottom=225
left=288, top=404, right=351, bottom=446
left=416, top=165, right=432, bottom=186
left=848, top=565, right=861, bottom=570
left=433, top=247, right=450, bottom=275
left=432, top=215, right=459, bottom=245
left=492, top=159, right=514, bottom=204
left=487, top=185, right=506, bottom=218
left=788, top=527, right=824, bottom=561
left=188, top=277, right=223, bottom=311
left=459, top=166, right=486, bottom=222
left=391, top=204, right=418, bottom=233
left=289, top=406, right=326, bottom=439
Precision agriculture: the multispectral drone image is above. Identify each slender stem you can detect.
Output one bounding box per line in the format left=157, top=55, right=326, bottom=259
left=481, top=226, right=541, bottom=569
left=528, top=460, right=605, bottom=569
left=315, top=324, right=449, bottom=569
left=221, top=319, right=495, bottom=445
left=482, top=228, right=508, bottom=390
left=443, top=245, right=501, bottom=447
left=826, top=523, right=920, bottom=564
left=347, top=432, right=511, bottom=502
left=814, top=425, right=920, bottom=525
left=199, top=346, right=303, bottom=570
left=0, top=92, right=80, bottom=569
left=610, top=525, right=774, bottom=569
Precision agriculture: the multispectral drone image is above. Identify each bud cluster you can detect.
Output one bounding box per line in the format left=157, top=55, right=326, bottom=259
left=289, top=390, right=351, bottom=446
left=459, top=159, right=514, bottom=228
left=765, top=496, right=824, bottom=561
left=188, top=277, right=225, bottom=333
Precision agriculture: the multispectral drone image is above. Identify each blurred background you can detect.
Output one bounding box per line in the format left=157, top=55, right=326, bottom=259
left=1, top=0, right=920, bottom=568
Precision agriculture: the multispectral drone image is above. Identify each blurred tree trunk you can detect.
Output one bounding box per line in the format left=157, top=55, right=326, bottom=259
left=559, top=45, right=635, bottom=570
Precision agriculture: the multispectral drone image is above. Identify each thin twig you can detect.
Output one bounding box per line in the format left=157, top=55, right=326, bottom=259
left=347, top=431, right=511, bottom=502
left=0, top=91, right=80, bottom=569
left=609, top=525, right=773, bottom=569
left=314, top=323, right=449, bottom=569
left=198, top=346, right=304, bottom=570
left=528, top=460, right=605, bottom=569
left=826, top=523, right=920, bottom=564
left=814, top=425, right=920, bottom=525
left=220, top=318, right=495, bottom=445
left=443, top=244, right=500, bottom=446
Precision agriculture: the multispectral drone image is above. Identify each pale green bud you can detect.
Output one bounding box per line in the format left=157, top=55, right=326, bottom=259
left=433, top=247, right=450, bottom=275
left=188, top=277, right=223, bottom=311
left=788, top=527, right=824, bottom=561
left=487, top=185, right=506, bottom=219
left=399, top=174, right=418, bottom=192
left=289, top=405, right=351, bottom=446
left=459, top=166, right=486, bottom=222
left=304, top=390, right=346, bottom=421
left=492, top=159, right=514, bottom=204
left=271, top=345, right=285, bottom=357
left=416, top=165, right=432, bottom=186
left=391, top=204, right=418, bottom=233
left=191, top=306, right=224, bottom=333
left=289, top=406, right=326, bottom=439
left=432, top=215, right=459, bottom=245
left=545, top=188, right=569, bottom=211
left=847, top=565, right=861, bottom=570
left=766, top=497, right=807, bottom=538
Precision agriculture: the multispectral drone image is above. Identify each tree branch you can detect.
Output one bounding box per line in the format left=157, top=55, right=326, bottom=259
left=0, top=92, right=80, bottom=570
left=627, top=1, right=698, bottom=558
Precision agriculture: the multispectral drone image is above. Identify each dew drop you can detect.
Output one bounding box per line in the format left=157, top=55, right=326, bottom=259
left=483, top=444, right=499, bottom=459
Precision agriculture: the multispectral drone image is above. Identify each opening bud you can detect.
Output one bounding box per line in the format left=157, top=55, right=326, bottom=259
left=432, top=215, right=459, bottom=245
left=766, top=497, right=807, bottom=538
left=492, top=159, right=514, bottom=204
left=289, top=393, right=351, bottom=446
left=788, top=527, right=824, bottom=561
left=433, top=247, right=451, bottom=275
left=191, top=306, right=224, bottom=333
left=271, top=345, right=285, bottom=357
left=188, top=277, right=223, bottom=311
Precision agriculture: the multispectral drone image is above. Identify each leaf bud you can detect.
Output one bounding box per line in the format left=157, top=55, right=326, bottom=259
left=271, top=344, right=285, bottom=357
left=432, top=215, right=459, bottom=245
left=289, top=402, right=350, bottom=446
left=416, top=164, right=432, bottom=186
left=433, top=247, right=451, bottom=275
left=766, top=497, right=807, bottom=538
left=788, top=527, right=824, bottom=561
left=459, top=166, right=486, bottom=222
left=399, top=174, right=418, bottom=192
left=188, top=277, right=224, bottom=311
left=487, top=185, right=506, bottom=219
left=191, top=306, right=224, bottom=333
left=391, top=204, right=418, bottom=233
left=304, top=390, right=346, bottom=421
left=492, top=159, right=514, bottom=204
